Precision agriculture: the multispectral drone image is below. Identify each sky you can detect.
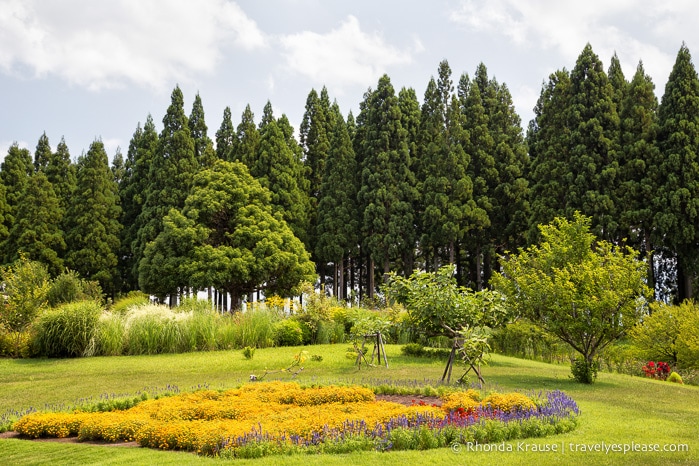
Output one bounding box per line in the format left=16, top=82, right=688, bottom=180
left=1, top=0, right=698, bottom=162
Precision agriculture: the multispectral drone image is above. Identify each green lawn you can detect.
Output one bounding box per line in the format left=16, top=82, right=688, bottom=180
left=0, top=345, right=697, bottom=465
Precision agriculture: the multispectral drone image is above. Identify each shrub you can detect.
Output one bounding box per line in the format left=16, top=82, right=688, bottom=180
left=316, top=319, right=345, bottom=344
left=667, top=371, right=684, bottom=384
left=1, top=255, right=50, bottom=342
left=274, top=319, right=304, bottom=347
left=401, top=343, right=426, bottom=357
left=242, top=346, right=255, bottom=359
left=0, top=327, right=32, bottom=358
left=31, top=300, right=103, bottom=357
left=46, top=270, right=103, bottom=308
left=571, top=357, right=598, bottom=384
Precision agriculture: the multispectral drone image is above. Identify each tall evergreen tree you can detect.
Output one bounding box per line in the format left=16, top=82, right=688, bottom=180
left=252, top=105, right=310, bottom=245
left=134, top=86, right=197, bottom=300
left=315, top=105, right=359, bottom=299
left=608, top=53, right=628, bottom=113
left=0, top=184, right=7, bottom=247
left=618, top=61, right=659, bottom=264
left=299, top=88, right=332, bottom=282
left=33, top=132, right=52, bottom=172
left=527, top=69, right=572, bottom=240
left=189, top=93, right=216, bottom=168
left=487, top=78, right=530, bottom=261
left=655, top=44, right=699, bottom=301
left=566, top=44, right=620, bottom=240
left=65, top=140, right=121, bottom=295
left=215, top=106, right=236, bottom=161
left=45, top=137, right=76, bottom=217
left=111, top=148, right=125, bottom=185
left=397, top=87, right=421, bottom=275
left=357, top=74, right=417, bottom=297
left=233, top=104, right=260, bottom=168
left=461, top=73, right=496, bottom=289
left=0, top=144, right=33, bottom=262
left=5, top=172, right=64, bottom=275
left=119, top=117, right=158, bottom=291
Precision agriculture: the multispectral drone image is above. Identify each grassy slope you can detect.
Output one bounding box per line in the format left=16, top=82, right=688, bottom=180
left=0, top=345, right=697, bottom=465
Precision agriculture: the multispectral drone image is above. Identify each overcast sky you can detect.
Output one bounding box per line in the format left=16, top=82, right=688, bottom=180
left=1, top=0, right=697, bottom=161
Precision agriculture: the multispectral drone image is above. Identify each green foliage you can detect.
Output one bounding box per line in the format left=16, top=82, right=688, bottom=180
left=491, top=319, right=571, bottom=364
left=87, top=312, right=126, bottom=356
left=242, top=345, right=255, bottom=359
left=142, top=160, right=315, bottom=306
left=401, top=343, right=426, bottom=357
left=494, top=213, right=652, bottom=383
left=31, top=300, right=102, bottom=358
left=0, top=255, right=50, bottom=334
left=119, top=116, right=158, bottom=292
left=5, top=171, right=65, bottom=275
left=655, top=44, right=699, bottom=301
left=0, top=143, right=32, bottom=260
left=667, top=371, right=684, bottom=384
left=629, top=300, right=697, bottom=365
left=65, top=140, right=122, bottom=295
left=356, top=75, right=418, bottom=292
left=274, top=319, right=304, bottom=346
left=46, top=270, right=103, bottom=308
left=385, top=264, right=508, bottom=339
left=571, top=356, right=599, bottom=384
left=215, top=106, right=237, bottom=161
left=134, top=86, right=197, bottom=299
left=110, top=292, right=150, bottom=315
left=229, top=308, right=280, bottom=349
left=250, top=104, right=310, bottom=245
left=677, top=303, right=699, bottom=369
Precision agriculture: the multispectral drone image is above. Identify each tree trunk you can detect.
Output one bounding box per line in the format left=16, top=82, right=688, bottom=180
left=368, top=257, right=375, bottom=300
left=338, top=256, right=345, bottom=301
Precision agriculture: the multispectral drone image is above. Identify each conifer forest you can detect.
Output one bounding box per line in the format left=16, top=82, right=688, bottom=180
left=4, top=43, right=699, bottom=306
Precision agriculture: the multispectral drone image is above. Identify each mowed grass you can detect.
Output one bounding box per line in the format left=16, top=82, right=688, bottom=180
left=0, top=344, right=697, bottom=465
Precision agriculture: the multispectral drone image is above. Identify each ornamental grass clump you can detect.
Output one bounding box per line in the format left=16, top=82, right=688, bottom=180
left=13, top=381, right=579, bottom=458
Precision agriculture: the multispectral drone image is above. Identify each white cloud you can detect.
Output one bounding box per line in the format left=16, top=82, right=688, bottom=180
left=0, top=0, right=267, bottom=91
left=279, top=15, right=414, bottom=92
left=449, top=0, right=696, bottom=95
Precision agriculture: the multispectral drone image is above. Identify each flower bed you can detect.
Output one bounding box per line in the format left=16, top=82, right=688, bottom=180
left=13, top=381, right=579, bottom=457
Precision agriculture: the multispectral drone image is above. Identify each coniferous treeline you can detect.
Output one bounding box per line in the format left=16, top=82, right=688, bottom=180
left=2, top=44, right=699, bottom=304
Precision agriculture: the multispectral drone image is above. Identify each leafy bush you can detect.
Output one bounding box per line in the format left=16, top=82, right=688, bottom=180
left=31, top=300, right=103, bottom=357
left=0, top=327, right=32, bottom=358
left=571, top=357, right=598, bottom=384
left=630, top=300, right=699, bottom=370
left=242, top=346, right=255, bottom=359
left=46, top=270, right=103, bottom=308
left=316, top=319, right=345, bottom=344
left=1, top=255, right=50, bottom=339
left=401, top=343, right=426, bottom=357
left=667, top=371, right=684, bottom=384
left=274, top=319, right=304, bottom=346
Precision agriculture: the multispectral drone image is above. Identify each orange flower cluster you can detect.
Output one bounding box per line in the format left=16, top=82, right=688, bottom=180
left=13, top=382, right=540, bottom=456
